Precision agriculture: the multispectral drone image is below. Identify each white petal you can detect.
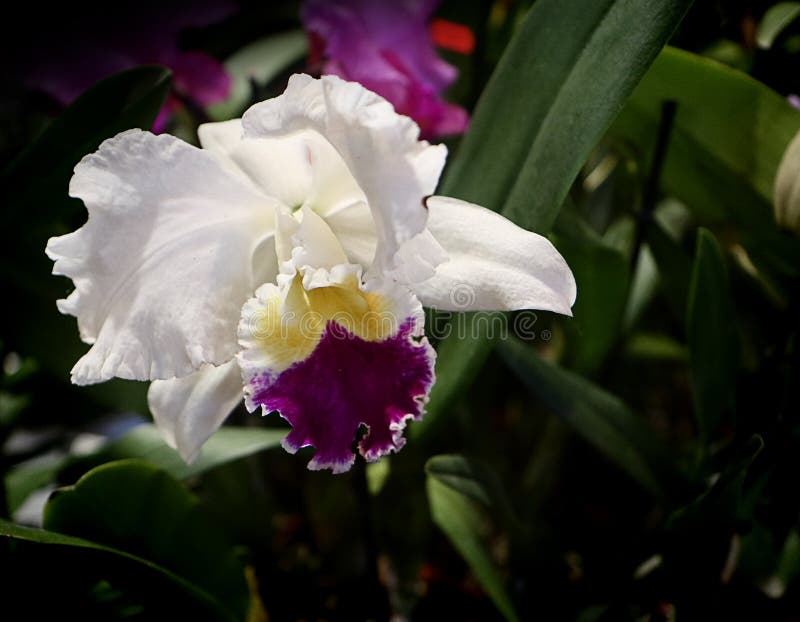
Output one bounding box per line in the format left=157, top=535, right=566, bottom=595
left=197, top=119, right=244, bottom=159
left=241, top=74, right=447, bottom=276
left=291, top=206, right=349, bottom=273
left=413, top=196, right=577, bottom=314
left=325, top=200, right=377, bottom=267
left=391, top=229, right=448, bottom=284
left=148, top=361, right=243, bottom=463
left=203, top=121, right=367, bottom=221
left=46, top=129, right=277, bottom=385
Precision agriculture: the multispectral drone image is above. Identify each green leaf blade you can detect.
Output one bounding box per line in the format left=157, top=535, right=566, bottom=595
left=443, top=0, right=693, bottom=233
left=687, top=229, right=739, bottom=444
left=43, top=460, right=250, bottom=621
left=426, top=0, right=693, bottom=437
left=7, top=424, right=286, bottom=514
left=498, top=337, right=686, bottom=500
left=0, top=516, right=241, bottom=621
left=426, top=455, right=520, bottom=622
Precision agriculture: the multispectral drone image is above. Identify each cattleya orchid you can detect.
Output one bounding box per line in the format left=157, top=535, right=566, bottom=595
left=302, top=0, right=468, bottom=139
left=46, top=74, right=576, bottom=473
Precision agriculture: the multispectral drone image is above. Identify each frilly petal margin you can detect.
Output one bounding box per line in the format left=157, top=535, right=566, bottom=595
left=413, top=196, right=577, bottom=314
left=46, top=129, right=276, bottom=384
left=241, top=74, right=447, bottom=281
left=238, top=279, right=435, bottom=473
left=148, top=360, right=244, bottom=463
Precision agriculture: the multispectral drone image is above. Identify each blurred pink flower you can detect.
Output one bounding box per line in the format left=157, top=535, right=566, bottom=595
left=18, top=1, right=233, bottom=133
left=301, top=0, right=468, bottom=139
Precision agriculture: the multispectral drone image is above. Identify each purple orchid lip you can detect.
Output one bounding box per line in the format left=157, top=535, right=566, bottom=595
left=247, top=318, right=435, bottom=473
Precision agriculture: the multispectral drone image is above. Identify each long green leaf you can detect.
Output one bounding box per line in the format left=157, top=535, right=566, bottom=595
left=0, top=518, right=237, bottom=622
left=7, top=424, right=286, bottom=514
left=553, top=209, right=630, bottom=373
left=427, top=454, right=521, bottom=533
left=426, top=455, right=520, bottom=622
left=687, top=229, right=738, bottom=444
left=498, top=337, right=685, bottom=499
left=608, top=47, right=800, bottom=275
left=644, top=218, right=694, bottom=322
left=666, top=435, right=763, bottom=532
left=427, top=0, right=693, bottom=432
left=414, top=314, right=499, bottom=441
left=442, top=0, right=693, bottom=231
left=611, top=47, right=800, bottom=211
left=69, top=423, right=286, bottom=481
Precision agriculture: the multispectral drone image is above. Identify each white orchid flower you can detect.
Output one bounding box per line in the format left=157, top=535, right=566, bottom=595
left=46, top=74, right=576, bottom=473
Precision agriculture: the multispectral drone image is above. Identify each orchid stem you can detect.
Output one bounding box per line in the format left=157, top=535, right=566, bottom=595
left=354, top=456, right=390, bottom=621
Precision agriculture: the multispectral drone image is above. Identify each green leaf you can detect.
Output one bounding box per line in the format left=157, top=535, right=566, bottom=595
left=624, top=332, right=687, bottom=361
left=771, top=529, right=800, bottom=597
left=553, top=209, right=630, bottom=373
left=442, top=0, right=693, bottom=232
left=644, top=218, right=694, bottom=322
left=414, top=315, right=499, bottom=441
left=426, top=455, right=520, bottom=533
left=208, top=30, right=308, bottom=121
left=608, top=47, right=800, bottom=275
left=757, top=2, right=800, bottom=49
left=426, top=0, right=692, bottom=436
left=498, top=337, right=685, bottom=499
left=426, top=455, right=520, bottom=622
left=5, top=453, right=63, bottom=515
left=687, top=229, right=738, bottom=444
left=0, top=518, right=242, bottom=620
left=611, top=47, right=800, bottom=211
left=7, top=424, right=286, bottom=515
left=44, top=460, right=249, bottom=621
left=70, top=424, right=286, bottom=481
left=2, top=457, right=256, bottom=621
left=666, top=435, right=763, bottom=532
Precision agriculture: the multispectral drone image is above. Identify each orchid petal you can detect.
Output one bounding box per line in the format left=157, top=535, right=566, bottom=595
left=202, top=120, right=366, bottom=216
left=46, top=129, right=277, bottom=384
left=241, top=73, right=447, bottom=277
left=148, top=360, right=243, bottom=463
left=291, top=206, right=349, bottom=273
left=324, top=200, right=376, bottom=266
left=197, top=118, right=244, bottom=160
left=413, top=196, right=577, bottom=314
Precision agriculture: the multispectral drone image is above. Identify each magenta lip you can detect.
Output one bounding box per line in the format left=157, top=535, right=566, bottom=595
left=247, top=318, right=435, bottom=472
